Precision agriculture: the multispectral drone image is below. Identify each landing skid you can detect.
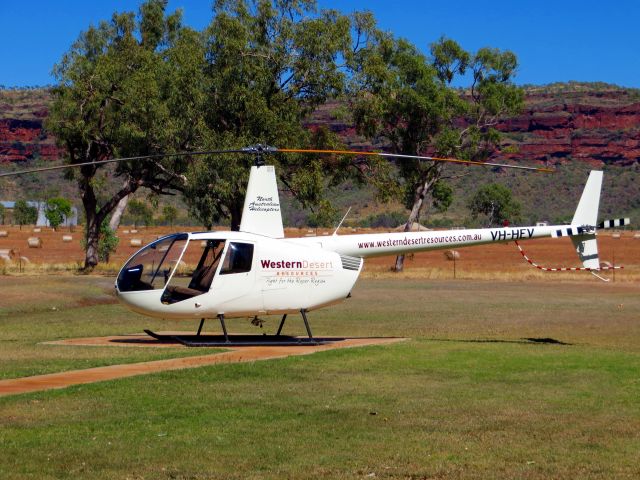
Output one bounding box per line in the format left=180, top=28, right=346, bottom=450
left=143, top=330, right=338, bottom=347
left=144, top=309, right=337, bottom=347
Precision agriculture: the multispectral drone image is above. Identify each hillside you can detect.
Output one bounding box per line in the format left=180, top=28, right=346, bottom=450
left=1, top=83, right=639, bottom=227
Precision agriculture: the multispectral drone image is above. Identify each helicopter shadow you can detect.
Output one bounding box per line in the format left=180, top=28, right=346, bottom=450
left=425, top=337, right=572, bottom=346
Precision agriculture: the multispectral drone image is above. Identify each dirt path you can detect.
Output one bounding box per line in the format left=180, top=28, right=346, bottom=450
left=0, top=335, right=405, bottom=397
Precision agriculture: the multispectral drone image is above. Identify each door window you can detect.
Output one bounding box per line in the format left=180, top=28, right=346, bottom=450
left=220, top=243, right=254, bottom=274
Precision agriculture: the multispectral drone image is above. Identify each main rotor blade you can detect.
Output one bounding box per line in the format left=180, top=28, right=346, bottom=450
left=277, top=148, right=554, bottom=173
left=1, top=144, right=554, bottom=178
left=0, top=149, right=247, bottom=178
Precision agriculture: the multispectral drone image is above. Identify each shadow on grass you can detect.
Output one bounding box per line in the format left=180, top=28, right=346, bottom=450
left=426, top=337, right=572, bottom=346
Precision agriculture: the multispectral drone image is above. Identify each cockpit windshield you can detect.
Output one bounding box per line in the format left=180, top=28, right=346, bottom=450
left=117, top=234, right=188, bottom=292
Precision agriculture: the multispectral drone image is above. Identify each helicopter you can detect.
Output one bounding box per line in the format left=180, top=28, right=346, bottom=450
left=1, top=146, right=630, bottom=346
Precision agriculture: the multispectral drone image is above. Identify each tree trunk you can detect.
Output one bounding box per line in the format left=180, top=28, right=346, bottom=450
left=108, top=191, right=130, bottom=232
left=84, top=214, right=101, bottom=271
left=230, top=199, right=243, bottom=231
left=394, top=175, right=435, bottom=272
left=80, top=181, right=101, bottom=271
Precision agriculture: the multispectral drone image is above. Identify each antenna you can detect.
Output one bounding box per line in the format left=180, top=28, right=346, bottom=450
left=332, top=207, right=352, bottom=236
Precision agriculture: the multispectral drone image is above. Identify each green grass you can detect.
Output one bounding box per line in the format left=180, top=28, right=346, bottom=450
left=1, top=275, right=639, bottom=479
left=0, top=276, right=223, bottom=379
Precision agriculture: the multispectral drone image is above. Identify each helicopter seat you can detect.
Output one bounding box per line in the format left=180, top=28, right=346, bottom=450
left=162, top=285, right=204, bottom=303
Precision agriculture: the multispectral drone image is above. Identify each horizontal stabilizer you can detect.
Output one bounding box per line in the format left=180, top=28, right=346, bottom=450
left=598, top=218, right=631, bottom=229
left=551, top=225, right=595, bottom=238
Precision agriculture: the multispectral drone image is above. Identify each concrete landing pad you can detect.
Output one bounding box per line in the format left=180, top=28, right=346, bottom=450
left=0, top=335, right=406, bottom=397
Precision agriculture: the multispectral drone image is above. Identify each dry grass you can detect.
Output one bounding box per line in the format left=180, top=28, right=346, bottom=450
left=0, top=225, right=637, bottom=281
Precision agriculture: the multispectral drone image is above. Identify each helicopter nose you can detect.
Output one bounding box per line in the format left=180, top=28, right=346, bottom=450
left=116, top=289, right=164, bottom=317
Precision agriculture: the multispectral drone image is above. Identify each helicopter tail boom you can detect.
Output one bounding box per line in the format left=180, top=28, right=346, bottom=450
left=304, top=170, right=628, bottom=275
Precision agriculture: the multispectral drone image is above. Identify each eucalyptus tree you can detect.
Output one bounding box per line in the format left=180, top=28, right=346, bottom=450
left=184, top=0, right=375, bottom=230
left=350, top=36, right=524, bottom=270
left=46, top=0, right=206, bottom=269
left=468, top=183, right=522, bottom=227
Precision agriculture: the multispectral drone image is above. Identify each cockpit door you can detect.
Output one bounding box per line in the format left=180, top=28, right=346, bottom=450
left=208, top=241, right=260, bottom=313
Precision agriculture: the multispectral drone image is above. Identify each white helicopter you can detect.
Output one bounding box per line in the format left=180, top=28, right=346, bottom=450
left=112, top=146, right=628, bottom=346
left=1, top=146, right=629, bottom=346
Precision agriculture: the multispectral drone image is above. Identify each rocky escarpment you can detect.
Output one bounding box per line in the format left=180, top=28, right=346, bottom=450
left=0, top=118, right=62, bottom=162
left=1, top=84, right=639, bottom=168
left=0, top=89, right=63, bottom=163
left=495, top=91, right=640, bottom=166
left=311, top=86, right=640, bottom=168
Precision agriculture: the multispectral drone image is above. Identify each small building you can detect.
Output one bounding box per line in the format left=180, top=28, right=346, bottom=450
left=0, top=200, right=79, bottom=226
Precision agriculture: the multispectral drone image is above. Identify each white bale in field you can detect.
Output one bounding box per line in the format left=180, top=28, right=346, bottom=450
left=27, top=237, right=42, bottom=248
left=130, top=229, right=139, bottom=234
left=130, top=238, right=143, bottom=247
left=0, top=254, right=12, bottom=265
left=62, top=235, right=73, bottom=242
left=444, top=250, right=460, bottom=261
left=33, top=227, right=41, bottom=233
left=122, top=230, right=130, bottom=234
left=612, top=232, right=621, bottom=239
left=0, top=230, right=8, bottom=237
left=0, top=248, right=14, bottom=258
left=633, top=232, right=640, bottom=239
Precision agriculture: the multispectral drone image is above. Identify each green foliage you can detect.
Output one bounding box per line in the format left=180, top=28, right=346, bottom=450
left=162, top=204, right=178, bottom=227
left=13, top=200, right=38, bottom=226
left=126, top=199, right=154, bottom=227
left=80, top=220, right=119, bottom=263
left=306, top=199, right=339, bottom=228
left=468, top=183, right=522, bottom=226
left=431, top=180, right=453, bottom=213
left=357, top=210, right=407, bottom=228
left=0, top=203, right=5, bottom=224
left=97, top=223, right=119, bottom=262
left=44, top=197, right=72, bottom=230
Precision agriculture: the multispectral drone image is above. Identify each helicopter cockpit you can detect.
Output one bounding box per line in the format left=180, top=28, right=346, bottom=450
left=116, top=233, right=256, bottom=307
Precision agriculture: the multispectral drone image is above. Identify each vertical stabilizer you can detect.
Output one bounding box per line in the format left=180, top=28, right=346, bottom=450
left=571, top=170, right=602, bottom=226
left=571, top=171, right=603, bottom=269
left=239, top=165, right=284, bottom=238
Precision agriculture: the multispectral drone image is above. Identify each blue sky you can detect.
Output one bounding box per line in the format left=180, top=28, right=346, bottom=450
left=1, top=1, right=639, bottom=88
